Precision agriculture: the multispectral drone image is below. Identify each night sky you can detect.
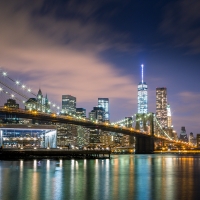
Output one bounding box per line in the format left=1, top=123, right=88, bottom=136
left=0, top=0, right=200, bottom=135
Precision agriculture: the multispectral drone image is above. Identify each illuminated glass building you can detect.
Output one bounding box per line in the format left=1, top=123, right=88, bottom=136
left=62, top=95, right=76, bottom=115
left=156, top=87, right=167, bottom=128
left=137, top=65, right=148, bottom=114
left=98, top=98, right=109, bottom=121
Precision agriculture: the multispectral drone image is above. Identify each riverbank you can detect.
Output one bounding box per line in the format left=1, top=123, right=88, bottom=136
left=0, top=148, right=111, bottom=160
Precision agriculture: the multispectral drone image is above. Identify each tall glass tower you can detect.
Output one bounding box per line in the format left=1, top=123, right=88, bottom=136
left=137, top=64, right=148, bottom=114
left=98, top=98, right=109, bottom=121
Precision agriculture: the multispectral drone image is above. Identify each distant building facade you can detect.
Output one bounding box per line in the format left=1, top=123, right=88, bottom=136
left=98, top=98, right=109, bottom=121
left=25, top=89, right=50, bottom=113
left=89, top=106, right=105, bottom=122
left=62, top=95, right=76, bottom=115
left=179, top=126, right=188, bottom=142
left=197, top=134, right=200, bottom=148
left=4, top=99, right=19, bottom=109
left=156, top=87, right=167, bottom=128
left=189, top=132, right=195, bottom=144
left=76, top=108, right=86, bottom=118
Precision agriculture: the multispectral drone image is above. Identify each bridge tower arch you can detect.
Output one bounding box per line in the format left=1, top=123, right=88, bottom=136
left=135, top=113, right=155, bottom=154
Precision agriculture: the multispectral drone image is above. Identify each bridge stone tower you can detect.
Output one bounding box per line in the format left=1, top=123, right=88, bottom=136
left=135, top=113, right=154, bottom=153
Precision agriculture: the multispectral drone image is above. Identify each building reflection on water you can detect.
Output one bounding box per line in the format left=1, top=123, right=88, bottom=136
left=0, top=155, right=200, bottom=200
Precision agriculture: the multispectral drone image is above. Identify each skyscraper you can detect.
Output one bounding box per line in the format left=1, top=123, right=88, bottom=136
left=156, top=87, right=167, bottom=128
left=197, top=134, right=200, bottom=147
left=167, top=104, right=172, bottom=128
left=179, top=126, right=188, bottom=142
left=137, top=64, right=148, bottom=114
left=189, top=132, right=194, bottom=144
left=98, top=98, right=109, bottom=121
left=89, top=106, right=105, bottom=122
left=62, top=95, right=76, bottom=115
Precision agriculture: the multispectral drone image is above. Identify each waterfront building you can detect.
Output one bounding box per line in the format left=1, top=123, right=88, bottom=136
left=62, top=95, right=76, bottom=115
left=1, top=127, right=56, bottom=148
left=156, top=87, right=167, bottom=128
left=100, top=132, right=113, bottom=146
left=76, top=108, right=86, bottom=118
left=89, top=129, right=101, bottom=145
left=77, top=126, right=89, bottom=147
left=179, top=126, right=188, bottom=142
left=138, top=64, right=148, bottom=114
left=98, top=98, right=109, bottom=121
left=56, top=124, right=78, bottom=147
left=4, top=99, right=19, bottom=109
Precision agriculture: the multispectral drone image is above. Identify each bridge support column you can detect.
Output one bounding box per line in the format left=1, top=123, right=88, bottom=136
left=135, top=137, right=154, bottom=154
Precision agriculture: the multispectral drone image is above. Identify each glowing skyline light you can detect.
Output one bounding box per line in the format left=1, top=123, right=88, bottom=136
left=137, top=64, right=148, bottom=114
left=141, top=64, right=144, bottom=83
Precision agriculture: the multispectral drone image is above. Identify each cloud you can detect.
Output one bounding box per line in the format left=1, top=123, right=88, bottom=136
left=0, top=0, right=138, bottom=120
left=171, top=91, right=200, bottom=134
left=0, top=0, right=132, bottom=53
left=160, top=0, right=200, bottom=53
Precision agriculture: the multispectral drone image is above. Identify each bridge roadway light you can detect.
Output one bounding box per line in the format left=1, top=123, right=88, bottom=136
left=2, top=72, right=7, bottom=76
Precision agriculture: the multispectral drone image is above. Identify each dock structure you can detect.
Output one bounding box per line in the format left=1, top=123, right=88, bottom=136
left=0, top=148, right=111, bottom=160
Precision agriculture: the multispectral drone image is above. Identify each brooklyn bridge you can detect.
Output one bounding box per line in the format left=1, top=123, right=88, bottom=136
left=0, top=70, right=194, bottom=154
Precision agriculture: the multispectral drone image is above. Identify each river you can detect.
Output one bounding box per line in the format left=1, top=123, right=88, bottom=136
left=1, top=154, right=200, bottom=200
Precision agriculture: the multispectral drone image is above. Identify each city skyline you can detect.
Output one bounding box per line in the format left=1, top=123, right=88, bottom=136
left=0, top=0, right=200, bottom=134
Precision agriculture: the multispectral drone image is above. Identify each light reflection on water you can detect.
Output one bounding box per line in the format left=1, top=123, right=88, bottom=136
left=1, top=155, right=200, bottom=200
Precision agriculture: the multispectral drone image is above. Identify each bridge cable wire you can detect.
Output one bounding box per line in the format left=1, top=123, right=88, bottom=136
left=0, top=70, right=60, bottom=113
left=154, top=116, right=173, bottom=140
left=0, top=79, right=53, bottom=112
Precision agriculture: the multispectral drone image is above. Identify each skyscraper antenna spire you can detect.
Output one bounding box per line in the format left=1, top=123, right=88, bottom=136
left=141, top=64, right=144, bottom=83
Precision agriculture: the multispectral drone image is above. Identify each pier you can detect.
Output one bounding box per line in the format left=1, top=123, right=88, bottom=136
left=0, top=148, right=111, bottom=160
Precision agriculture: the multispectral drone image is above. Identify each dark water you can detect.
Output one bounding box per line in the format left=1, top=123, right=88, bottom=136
left=1, top=155, right=200, bottom=200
